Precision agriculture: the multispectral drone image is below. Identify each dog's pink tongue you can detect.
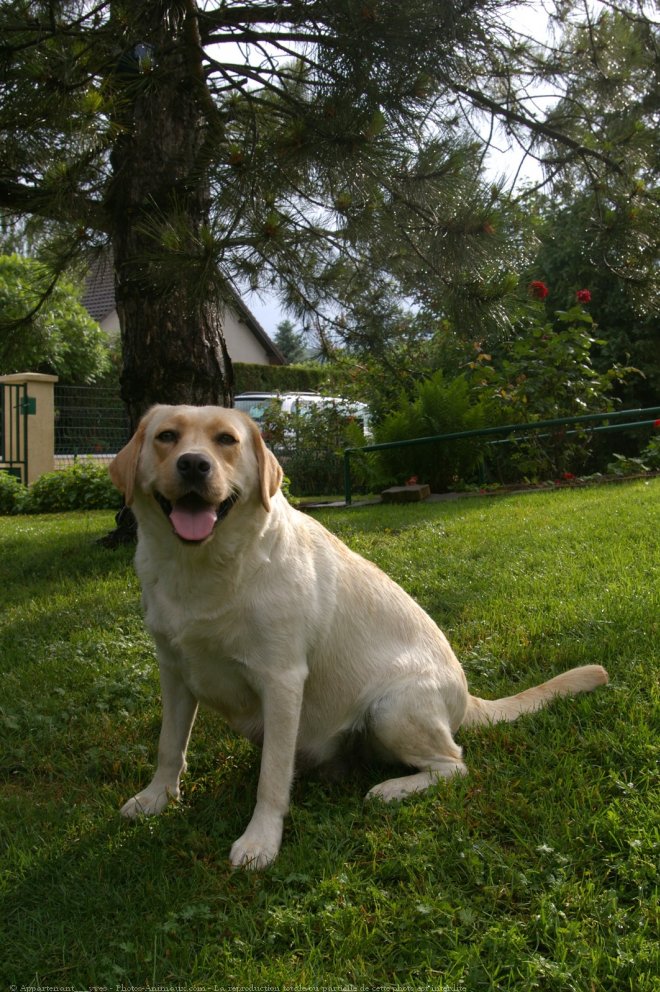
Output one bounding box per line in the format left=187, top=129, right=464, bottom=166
left=169, top=502, right=217, bottom=542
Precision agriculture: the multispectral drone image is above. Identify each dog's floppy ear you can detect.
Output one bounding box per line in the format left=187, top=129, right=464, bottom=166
left=108, top=412, right=152, bottom=506
left=249, top=419, right=283, bottom=511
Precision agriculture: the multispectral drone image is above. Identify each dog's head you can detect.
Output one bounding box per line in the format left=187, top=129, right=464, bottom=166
left=109, top=405, right=283, bottom=544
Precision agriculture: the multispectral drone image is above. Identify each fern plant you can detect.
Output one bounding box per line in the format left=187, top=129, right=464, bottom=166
left=375, top=372, right=491, bottom=492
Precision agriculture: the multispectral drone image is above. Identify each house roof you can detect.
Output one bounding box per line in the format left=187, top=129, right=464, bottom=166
left=81, top=253, right=285, bottom=365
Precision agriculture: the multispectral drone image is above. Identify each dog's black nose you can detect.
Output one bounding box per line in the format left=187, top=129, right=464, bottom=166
left=177, top=453, right=212, bottom=482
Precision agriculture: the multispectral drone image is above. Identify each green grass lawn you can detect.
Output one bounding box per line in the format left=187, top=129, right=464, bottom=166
left=0, top=480, right=658, bottom=990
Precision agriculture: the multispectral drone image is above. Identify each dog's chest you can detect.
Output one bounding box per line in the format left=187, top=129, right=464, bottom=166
left=170, top=626, right=264, bottom=735
left=140, top=564, right=264, bottom=726
left=180, top=642, right=258, bottom=715
left=138, top=550, right=237, bottom=636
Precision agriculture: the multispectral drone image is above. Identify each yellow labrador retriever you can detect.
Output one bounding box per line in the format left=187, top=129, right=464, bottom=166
left=109, top=404, right=608, bottom=869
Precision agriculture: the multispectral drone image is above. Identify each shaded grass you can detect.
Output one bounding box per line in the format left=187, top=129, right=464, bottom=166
left=0, top=481, right=658, bottom=989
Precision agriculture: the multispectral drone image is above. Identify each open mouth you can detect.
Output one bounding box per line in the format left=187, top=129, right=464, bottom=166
left=155, top=491, right=237, bottom=543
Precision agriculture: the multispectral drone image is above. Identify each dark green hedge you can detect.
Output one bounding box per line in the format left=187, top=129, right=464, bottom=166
left=233, top=362, right=348, bottom=395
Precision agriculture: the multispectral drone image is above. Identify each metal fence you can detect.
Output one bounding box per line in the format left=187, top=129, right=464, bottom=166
left=54, top=384, right=130, bottom=468
left=343, top=406, right=660, bottom=504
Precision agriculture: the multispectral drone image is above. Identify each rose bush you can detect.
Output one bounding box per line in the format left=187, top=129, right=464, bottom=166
left=468, top=292, right=634, bottom=480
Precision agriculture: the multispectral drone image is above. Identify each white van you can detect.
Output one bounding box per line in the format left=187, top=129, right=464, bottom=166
left=234, top=391, right=371, bottom=436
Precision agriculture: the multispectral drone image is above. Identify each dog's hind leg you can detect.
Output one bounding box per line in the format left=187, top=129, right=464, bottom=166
left=365, top=682, right=467, bottom=802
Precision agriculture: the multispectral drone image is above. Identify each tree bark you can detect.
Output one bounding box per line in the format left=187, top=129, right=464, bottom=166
left=107, top=4, right=232, bottom=431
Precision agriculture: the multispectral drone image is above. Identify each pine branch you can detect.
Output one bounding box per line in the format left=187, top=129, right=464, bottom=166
left=0, top=1, right=110, bottom=53
left=0, top=180, right=109, bottom=232
left=198, top=2, right=322, bottom=36
left=451, top=83, right=626, bottom=174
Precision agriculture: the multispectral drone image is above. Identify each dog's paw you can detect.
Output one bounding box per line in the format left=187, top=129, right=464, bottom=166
left=365, top=778, right=411, bottom=803
left=120, top=786, right=175, bottom=818
left=366, top=763, right=468, bottom=803
left=229, top=829, right=281, bottom=871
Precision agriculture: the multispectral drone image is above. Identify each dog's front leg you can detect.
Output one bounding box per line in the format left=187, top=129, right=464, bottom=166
left=121, top=654, right=198, bottom=818
left=230, top=668, right=305, bottom=870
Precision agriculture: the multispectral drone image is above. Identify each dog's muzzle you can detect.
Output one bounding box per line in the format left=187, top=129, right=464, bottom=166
left=151, top=450, right=239, bottom=543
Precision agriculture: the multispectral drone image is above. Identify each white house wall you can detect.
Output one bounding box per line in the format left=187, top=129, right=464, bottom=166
left=99, top=311, right=121, bottom=340
left=221, top=306, right=274, bottom=363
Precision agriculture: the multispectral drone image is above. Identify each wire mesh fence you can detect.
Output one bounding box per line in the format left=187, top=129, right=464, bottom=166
left=54, top=384, right=129, bottom=468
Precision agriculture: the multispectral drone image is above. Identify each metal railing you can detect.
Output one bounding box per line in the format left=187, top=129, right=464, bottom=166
left=343, top=406, right=660, bottom=505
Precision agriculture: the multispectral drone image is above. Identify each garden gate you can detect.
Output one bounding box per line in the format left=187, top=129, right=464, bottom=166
left=0, top=381, right=30, bottom=482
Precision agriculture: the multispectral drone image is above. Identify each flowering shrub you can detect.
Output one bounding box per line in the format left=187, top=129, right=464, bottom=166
left=468, top=293, right=634, bottom=480
left=529, top=280, right=549, bottom=300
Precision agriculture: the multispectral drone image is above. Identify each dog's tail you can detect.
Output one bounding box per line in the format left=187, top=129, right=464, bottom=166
left=462, top=664, right=608, bottom=728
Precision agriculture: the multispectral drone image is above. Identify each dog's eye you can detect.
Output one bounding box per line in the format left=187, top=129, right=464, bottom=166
left=215, top=433, right=238, bottom=446
left=156, top=430, right=178, bottom=443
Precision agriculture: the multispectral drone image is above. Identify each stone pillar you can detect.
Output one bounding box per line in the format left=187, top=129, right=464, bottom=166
left=0, top=373, right=58, bottom=484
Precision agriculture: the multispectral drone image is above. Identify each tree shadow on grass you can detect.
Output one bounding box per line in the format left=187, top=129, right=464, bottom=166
left=0, top=757, right=378, bottom=987
left=0, top=804, right=228, bottom=985
left=0, top=515, right=135, bottom=612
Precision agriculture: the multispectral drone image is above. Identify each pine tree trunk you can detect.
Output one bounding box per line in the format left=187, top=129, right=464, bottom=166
left=107, top=5, right=232, bottom=431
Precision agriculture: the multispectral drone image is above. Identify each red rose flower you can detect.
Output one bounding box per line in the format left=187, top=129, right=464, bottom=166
left=576, top=289, right=591, bottom=303
left=654, top=419, right=660, bottom=429
left=529, top=280, right=549, bottom=300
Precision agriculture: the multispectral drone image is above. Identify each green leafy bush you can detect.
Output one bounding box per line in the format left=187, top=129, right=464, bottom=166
left=0, top=471, right=26, bottom=515
left=0, top=253, right=111, bottom=382
left=641, top=432, right=660, bottom=469
left=263, top=403, right=375, bottom=496
left=608, top=432, right=660, bottom=476
left=375, top=371, right=491, bottom=492
left=22, top=461, right=122, bottom=514
left=469, top=301, right=635, bottom=481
